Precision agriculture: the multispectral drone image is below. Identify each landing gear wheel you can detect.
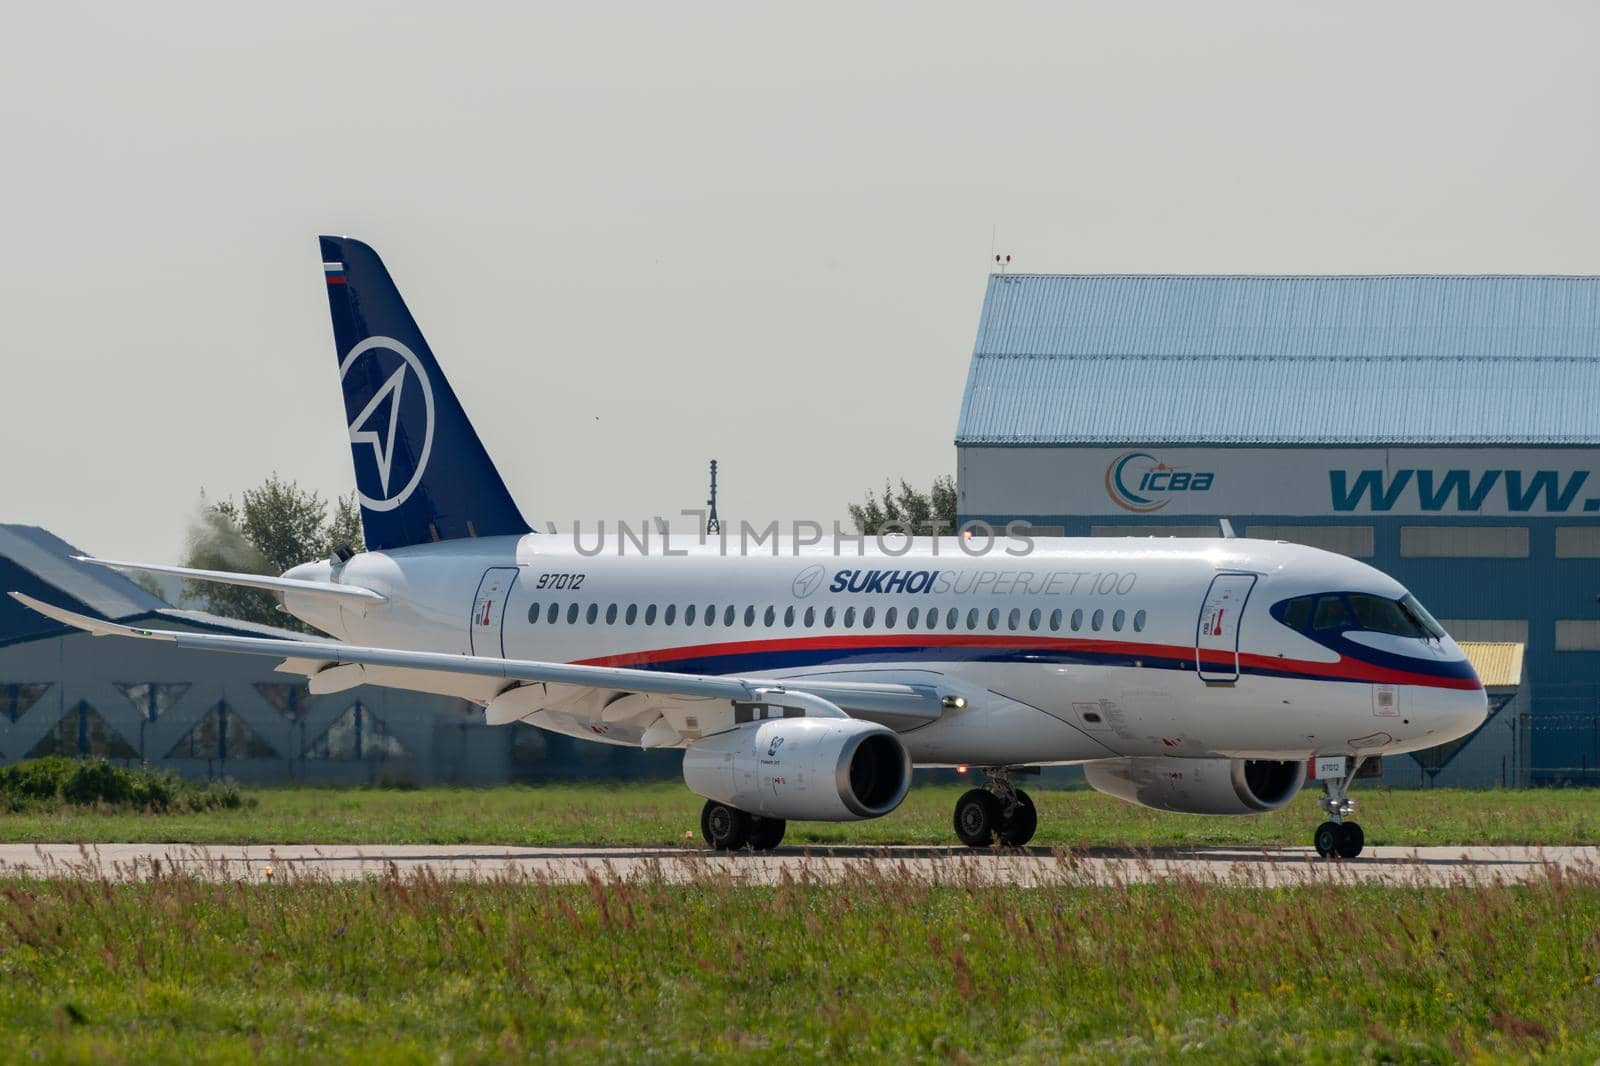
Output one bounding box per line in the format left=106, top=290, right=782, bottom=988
left=998, top=789, right=1038, bottom=847
left=701, top=801, right=752, bottom=851
left=748, top=816, right=787, bottom=851
left=954, top=788, right=1002, bottom=848
left=1336, top=821, right=1365, bottom=859
left=1313, top=820, right=1342, bottom=858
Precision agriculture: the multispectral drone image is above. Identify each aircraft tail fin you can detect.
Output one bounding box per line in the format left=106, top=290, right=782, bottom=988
left=319, top=235, right=530, bottom=551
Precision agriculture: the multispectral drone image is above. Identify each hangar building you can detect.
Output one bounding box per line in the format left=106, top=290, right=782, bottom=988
left=0, top=524, right=678, bottom=783
left=955, top=274, right=1599, bottom=785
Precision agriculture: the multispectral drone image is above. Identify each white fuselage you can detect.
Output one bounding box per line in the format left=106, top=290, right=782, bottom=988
left=285, top=534, right=1488, bottom=767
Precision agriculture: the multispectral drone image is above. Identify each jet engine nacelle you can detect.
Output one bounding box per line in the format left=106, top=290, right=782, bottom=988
left=1083, top=757, right=1306, bottom=815
left=682, top=717, right=912, bottom=822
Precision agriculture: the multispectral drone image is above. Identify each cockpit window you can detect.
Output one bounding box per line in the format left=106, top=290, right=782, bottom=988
left=1277, top=591, right=1447, bottom=640
left=1347, top=594, right=1427, bottom=638
left=1400, top=593, right=1447, bottom=639
left=1312, top=595, right=1352, bottom=631
left=1281, top=596, right=1311, bottom=631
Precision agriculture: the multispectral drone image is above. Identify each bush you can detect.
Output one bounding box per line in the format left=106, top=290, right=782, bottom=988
left=0, top=758, right=247, bottom=813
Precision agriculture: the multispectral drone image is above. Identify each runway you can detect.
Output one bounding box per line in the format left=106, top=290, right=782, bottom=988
left=0, top=842, right=1594, bottom=887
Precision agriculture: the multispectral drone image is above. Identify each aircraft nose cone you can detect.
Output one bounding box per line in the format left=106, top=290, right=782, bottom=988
left=1438, top=685, right=1489, bottom=744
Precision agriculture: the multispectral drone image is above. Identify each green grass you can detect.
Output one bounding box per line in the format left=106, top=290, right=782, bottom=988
left=1, top=780, right=1598, bottom=848
left=2, top=868, right=1599, bottom=1062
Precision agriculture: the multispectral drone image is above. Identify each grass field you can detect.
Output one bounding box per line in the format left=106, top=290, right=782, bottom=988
left=1, top=780, right=1599, bottom=848
left=2, top=866, right=1599, bottom=1062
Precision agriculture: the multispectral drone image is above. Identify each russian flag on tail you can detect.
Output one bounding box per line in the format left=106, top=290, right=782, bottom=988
left=323, top=261, right=346, bottom=285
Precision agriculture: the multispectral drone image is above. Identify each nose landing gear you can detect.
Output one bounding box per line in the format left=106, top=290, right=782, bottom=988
left=1312, top=756, right=1366, bottom=859
left=953, top=768, right=1037, bottom=847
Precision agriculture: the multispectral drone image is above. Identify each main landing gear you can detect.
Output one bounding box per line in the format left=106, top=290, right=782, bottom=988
left=953, top=768, right=1037, bottom=848
left=1312, top=756, right=1366, bottom=859
left=700, top=800, right=786, bottom=851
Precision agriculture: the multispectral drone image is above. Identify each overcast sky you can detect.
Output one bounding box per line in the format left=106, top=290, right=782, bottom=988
left=3, top=2, right=1597, bottom=563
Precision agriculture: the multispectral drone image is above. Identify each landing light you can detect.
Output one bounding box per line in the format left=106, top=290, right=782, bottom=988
left=941, top=695, right=967, bottom=710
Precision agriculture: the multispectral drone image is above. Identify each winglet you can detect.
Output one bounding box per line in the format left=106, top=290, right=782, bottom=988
left=7, top=592, right=175, bottom=641
left=1219, top=519, right=1237, bottom=539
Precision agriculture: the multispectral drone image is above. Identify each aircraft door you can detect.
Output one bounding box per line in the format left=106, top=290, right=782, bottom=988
left=470, top=566, right=519, bottom=657
left=1196, top=573, right=1257, bottom=683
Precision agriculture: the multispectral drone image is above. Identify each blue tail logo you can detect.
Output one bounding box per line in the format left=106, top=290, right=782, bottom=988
left=320, top=236, right=530, bottom=551
left=341, top=337, right=434, bottom=511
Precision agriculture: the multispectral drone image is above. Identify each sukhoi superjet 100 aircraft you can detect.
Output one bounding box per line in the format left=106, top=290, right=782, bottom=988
left=13, top=238, right=1488, bottom=857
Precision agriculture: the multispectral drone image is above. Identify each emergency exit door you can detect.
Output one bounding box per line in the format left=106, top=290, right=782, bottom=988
left=470, top=567, right=519, bottom=657
left=1196, top=572, right=1257, bottom=683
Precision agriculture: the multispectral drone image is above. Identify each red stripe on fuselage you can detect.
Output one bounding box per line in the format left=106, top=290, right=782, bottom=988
left=570, top=634, right=1482, bottom=691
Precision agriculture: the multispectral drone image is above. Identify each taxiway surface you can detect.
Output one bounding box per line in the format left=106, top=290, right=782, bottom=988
left=0, top=843, right=1592, bottom=886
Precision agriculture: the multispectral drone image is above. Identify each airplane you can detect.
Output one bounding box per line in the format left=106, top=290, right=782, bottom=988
left=12, top=236, right=1488, bottom=858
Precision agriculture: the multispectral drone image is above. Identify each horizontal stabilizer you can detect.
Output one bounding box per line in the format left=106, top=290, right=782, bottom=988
left=74, top=557, right=386, bottom=602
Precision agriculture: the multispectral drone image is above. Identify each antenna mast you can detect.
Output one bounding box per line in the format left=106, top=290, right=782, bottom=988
left=706, top=460, right=720, bottom=536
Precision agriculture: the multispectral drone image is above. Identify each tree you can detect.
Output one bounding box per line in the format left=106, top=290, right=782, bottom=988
left=181, top=474, right=365, bottom=630
left=848, top=476, right=958, bottom=536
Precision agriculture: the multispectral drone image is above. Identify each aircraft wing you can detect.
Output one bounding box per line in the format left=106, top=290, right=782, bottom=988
left=9, top=593, right=945, bottom=742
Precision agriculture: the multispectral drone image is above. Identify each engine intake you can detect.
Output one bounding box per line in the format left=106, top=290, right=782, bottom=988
left=1083, top=756, right=1305, bottom=815
left=683, top=717, right=912, bottom=821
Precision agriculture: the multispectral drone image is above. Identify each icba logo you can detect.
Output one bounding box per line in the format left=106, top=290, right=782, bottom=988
left=1104, top=452, right=1216, bottom=513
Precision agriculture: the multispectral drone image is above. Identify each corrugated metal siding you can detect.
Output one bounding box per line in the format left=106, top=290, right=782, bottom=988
left=1459, top=641, right=1526, bottom=688
left=957, top=274, right=1600, bottom=444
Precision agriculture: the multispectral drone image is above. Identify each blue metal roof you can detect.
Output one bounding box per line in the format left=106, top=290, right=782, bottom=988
left=956, top=274, right=1600, bottom=445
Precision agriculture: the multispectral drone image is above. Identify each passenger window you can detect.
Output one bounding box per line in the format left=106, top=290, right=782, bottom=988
left=625, top=604, right=638, bottom=625
left=1029, top=608, right=1041, bottom=631
left=929, top=609, right=940, bottom=630
left=764, top=606, right=776, bottom=627
left=907, top=607, right=919, bottom=629
left=1091, top=609, right=1104, bottom=631
left=528, top=602, right=541, bottom=624
left=643, top=604, right=654, bottom=625
left=825, top=606, right=837, bottom=627
left=1007, top=608, right=1020, bottom=631
left=1313, top=596, right=1352, bottom=631
left=1049, top=609, right=1062, bottom=632
left=948, top=608, right=960, bottom=630
left=586, top=604, right=599, bottom=625
left=1071, top=609, right=1083, bottom=631
left=987, top=608, right=1000, bottom=631
left=548, top=603, right=560, bottom=625
left=724, top=606, right=736, bottom=626
left=744, top=606, right=756, bottom=627
left=605, top=604, right=618, bottom=625
left=885, top=606, right=897, bottom=628
left=804, top=606, right=816, bottom=627
left=844, top=607, right=856, bottom=628
left=966, top=608, right=979, bottom=630
left=664, top=604, right=676, bottom=625
left=1133, top=609, right=1146, bottom=632
left=1112, top=609, right=1125, bottom=632
left=863, top=607, right=876, bottom=628
left=567, top=604, right=579, bottom=624
left=784, top=606, right=795, bottom=627
left=683, top=605, right=695, bottom=625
